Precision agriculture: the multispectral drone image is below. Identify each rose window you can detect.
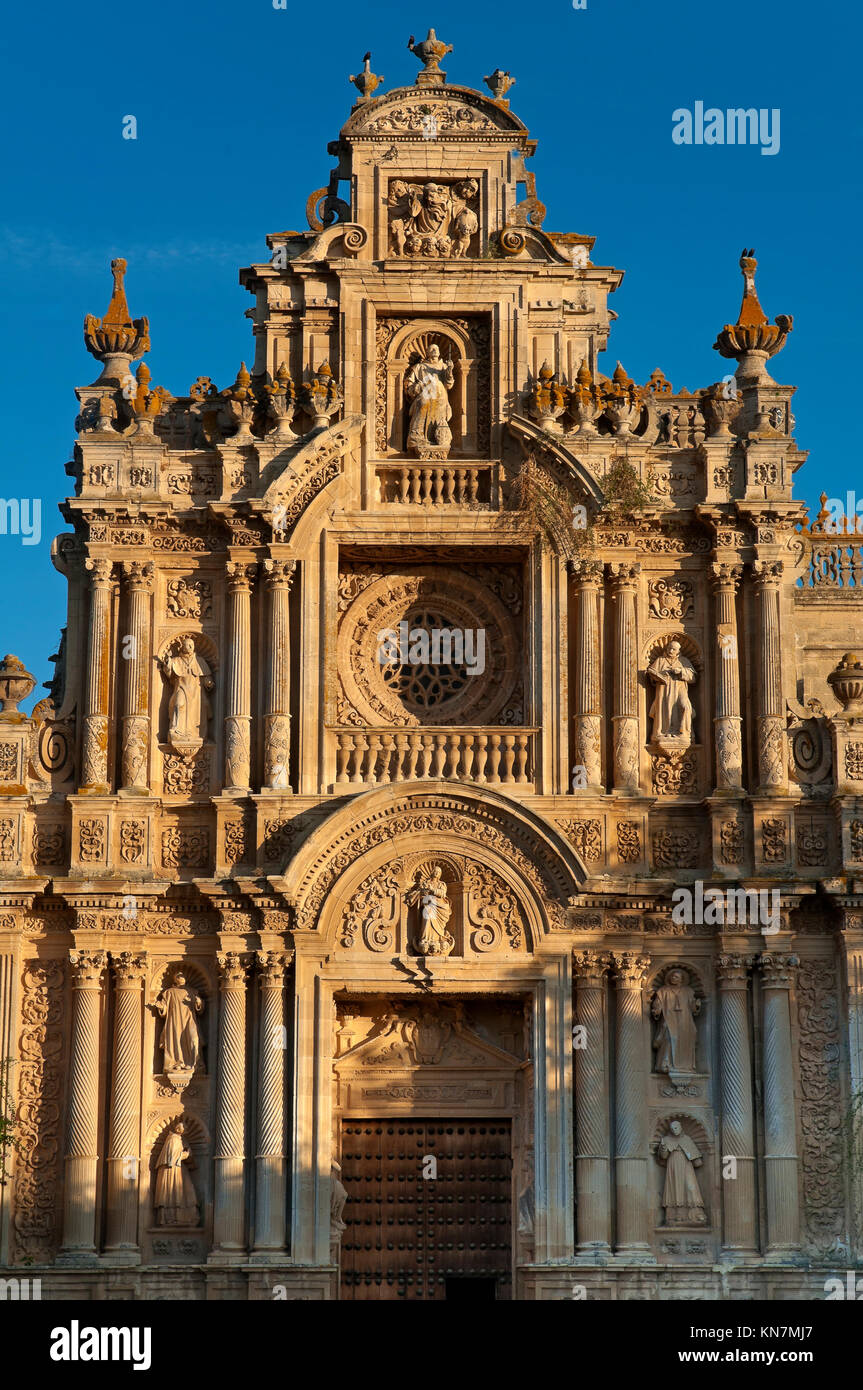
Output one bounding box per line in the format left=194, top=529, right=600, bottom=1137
left=380, top=608, right=471, bottom=710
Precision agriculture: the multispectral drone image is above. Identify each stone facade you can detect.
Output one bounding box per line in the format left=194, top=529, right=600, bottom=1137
left=0, top=32, right=861, bottom=1300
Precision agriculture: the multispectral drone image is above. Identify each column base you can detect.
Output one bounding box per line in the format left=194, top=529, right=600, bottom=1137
left=612, top=1247, right=657, bottom=1265
left=100, top=1250, right=143, bottom=1267
left=55, top=1250, right=101, bottom=1267
left=574, top=1244, right=611, bottom=1265
left=207, top=1250, right=249, bottom=1267
left=249, top=1250, right=289, bottom=1265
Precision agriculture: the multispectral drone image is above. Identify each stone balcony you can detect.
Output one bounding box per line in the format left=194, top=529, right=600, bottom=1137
left=375, top=460, right=497, bottom=507
left=332, top=726, right=537, bottom=789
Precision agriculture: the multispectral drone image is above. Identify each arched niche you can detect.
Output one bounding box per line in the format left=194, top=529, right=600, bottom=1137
left=380, top=318, right=484, bottom=457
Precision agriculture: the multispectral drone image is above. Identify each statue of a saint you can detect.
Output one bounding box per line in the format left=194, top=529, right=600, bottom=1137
left=657, top=1120, right=707, bottom=1225
left=153, top=971, right=204, bottom=1074
left=406, top=865, right=454, bottom=956
left=647, top=639, right=696, bottom=747
left=160, top=638, right=214, bottom=749
left=404, top=344, right=455, bottom=456
left=154, top=1121, right=199, bottom=1227
left=651, top=968, right=700, bottom=1073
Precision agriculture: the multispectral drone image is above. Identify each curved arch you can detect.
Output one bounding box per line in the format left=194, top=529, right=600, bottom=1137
left=341, top=84, right=528, bottom=138
left=255, top=415, right=364, bottom=541
left=270, top=782, right=586, bottom=936
left=506, top=416, right=606, bottom=506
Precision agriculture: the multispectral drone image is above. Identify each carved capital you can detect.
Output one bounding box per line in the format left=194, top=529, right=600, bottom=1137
left=217, top=950, right=250, bottom=988
left=263, top=558, right=297, bottom=590
left=225, top=562, right=257, bottom=594
left=567, top=558, right=604, bottom=587
left=110, top=950, right=148, bottom=985
left=85, top=557, right=113, bottom=586
left=757, top=951, right=799, bottom=988
left=69, top=948, right=107, bottom=986
left=610, top=950, right=651, bottom=988
left=121, top=559, right=155, bottom=592
left=607, top=561, right=641, bottom=589
left=715, top=952, right=753, bottom=987
left=572, top=948, right=611, bottom=985
left=256, top=949, right=294, bottom=988
left=710, top=561, right=743, bottom=592
left=752, top=559, right=783, bottom=590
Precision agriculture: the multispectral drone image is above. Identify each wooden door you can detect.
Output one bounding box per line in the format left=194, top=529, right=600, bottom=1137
left=339, top=1119, right=512, bottom=1300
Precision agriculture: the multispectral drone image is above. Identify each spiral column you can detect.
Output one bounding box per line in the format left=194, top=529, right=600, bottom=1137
left=213, top=952, right=249, bottom=1253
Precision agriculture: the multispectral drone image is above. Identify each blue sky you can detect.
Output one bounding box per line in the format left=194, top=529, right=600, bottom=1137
left=1, top=0, right=860, bottom=699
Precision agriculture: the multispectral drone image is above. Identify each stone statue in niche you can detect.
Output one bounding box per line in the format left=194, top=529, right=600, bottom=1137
left=647, top=638, right=696, bottom=751
left=406, top=864, right=454, bottom=956
left=651, top=968, right=700, bottom=1074
left=388, top=179, right=479, bottom=259
left=154, top=1121, right=200, bottom=1227
left=405, top=344, right=455, bottom=458
left=153, top=971, right=205, bottom=1088
left=160, top=637, right=214, bottom=753
left=657, top=1121, right=707, bottom=1225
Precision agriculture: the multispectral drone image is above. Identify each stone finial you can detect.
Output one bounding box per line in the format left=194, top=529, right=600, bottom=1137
left=83, top=258, right=150, bottom=383
left=350, top=52, right=384, bottom=100
left=828, top=653, right=863, bottom=716
left=407, top=28, right=452, bottom=86
left=129, top=361, right=170, bottom=434
left=484, top=68, right=515, bottom=101
left=713, top=248, right=793, bottom=380
left=0, top=654, right=36, bottom=713
left=301, top=360, right=343, bottom=429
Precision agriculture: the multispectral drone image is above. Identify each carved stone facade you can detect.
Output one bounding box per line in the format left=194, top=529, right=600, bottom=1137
left=0, top=30, right=857, bottom=1303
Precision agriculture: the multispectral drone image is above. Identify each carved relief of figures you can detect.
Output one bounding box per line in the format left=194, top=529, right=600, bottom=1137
left=647, top=639, right=696, bottom=750
left=388, top=179, right=478, bottom=258
left=153, top=1121, right=199, bottom=1227
left=657, top=1121, right=707, bottom=1225
left=160, top=638, right=214, bottom=752
left=405, top=343, right=455, bottom=457
left=153, top=971, right=204, bottom=1079
left=405, top=864, right=454, bottom=956
left=651, top=968, right=700, bottom=1073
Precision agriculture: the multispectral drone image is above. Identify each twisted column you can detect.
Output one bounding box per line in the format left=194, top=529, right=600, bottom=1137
left=753, top=561, right=786, bottom=791
left=254, top=950, right=293, bottom=1252
left=61, top=950, right=106, bottom=1254
left=608, top=563, right=640, bottom=792
left=224, top=563, right=256, bottom=792
left=80, top=559, right=113, bottom=792
left=716, top=953, right=757, bottom=1252
left=758, top=951, right=801, bottom=1253
left=263, top=560, right=296, bottom=790
left=568, top=559, right=604, bottom=790
left=611, top=951, right=652, bottom=1256
left=711, top=563, right=743, bottom=791
left=120, top=561, right=153, bottom=793
left=213, top=952, right=249, bottom=1252
left=572, top=950, right=611, bottom=1253
left=105, top=951, right=147, bottom=1252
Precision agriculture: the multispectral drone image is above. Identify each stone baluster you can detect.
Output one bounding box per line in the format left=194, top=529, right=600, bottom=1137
left=608, top=562, right=640, bottom=792
left=753, top=561, right=786, bottom=791
left=254, top=951, right=293, bottom=1253
left=119, top=561, right=154, bottom=794
left=572, top=950, right=611, bottom=1254
left=80, top=558, right=114, bottom=792
left=715, top=952, right=757, bottom=1252
left=711, top=562, right=743, bottom=791
left=263, top=559, right=296, bottom=790
left=213, top=952, right=249, bottom=1253
left=224, top=562, right=256, bottom=793
left=758, top=951, right=801, bottom=1254
left=610, top=951, right=652, bottom=1257
left=60, top=950, right=106, bottom=1256
left=568, top=560, right=604, bottom=790
left=105, top=951, right=147, bottom=1253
